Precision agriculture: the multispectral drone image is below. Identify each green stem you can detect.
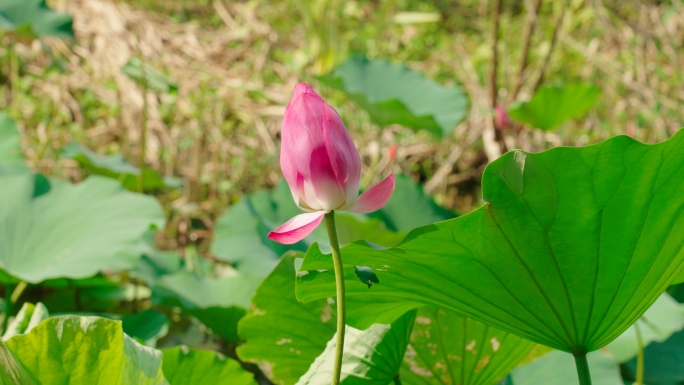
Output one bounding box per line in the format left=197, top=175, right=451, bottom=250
left=573, top=353, right=592, bottom=385
left=10, top=281, right=27, bottom=304
left=635, top=322, right=644, bottom=385
left=324, top=211, right=346, bottom=385
left=393, top=374, right=402, bottom=385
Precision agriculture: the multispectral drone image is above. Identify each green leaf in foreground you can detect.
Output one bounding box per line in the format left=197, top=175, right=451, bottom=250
left=297, top=130, right=684, bottom=354
left=162, top=346, right=257, bottom=385
left=510, top=350, right=621, bottom=385
left=237, top=253, right=335, bottom=384
left=507, top=83, right=601, bottom=131
left=0, top=0, right=73, bottom=38
left=0, top=339, right=36, bottom=385
left=320, top=55, right=468, bottom=138
left=2, top=302, right=48, bottom=340
left=401, top=308, right=535, bottom=385
left=298, top=310, right=416, bottom=385
left=122, top=58, right=178, bottom=94
left=151, top=270, right=260, bottom=343
left=62, top=143, right=181, bottom=191
left=0, top=174, right=164, bottom=283
left=4, top=315, right=167, bottom=384
left=0, top=112, right=29, bottom=175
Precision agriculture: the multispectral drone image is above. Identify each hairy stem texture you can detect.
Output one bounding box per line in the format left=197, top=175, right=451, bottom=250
left=324, top=211, right=346, bottom=385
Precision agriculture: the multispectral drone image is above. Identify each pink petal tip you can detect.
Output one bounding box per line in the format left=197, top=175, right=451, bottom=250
left=267, top=211, right=326, bottom=245
left=347, top=172, right=395, bottom=214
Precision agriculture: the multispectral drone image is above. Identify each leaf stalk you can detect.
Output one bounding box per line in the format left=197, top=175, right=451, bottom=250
left=573, top=353, right=592, bottom=385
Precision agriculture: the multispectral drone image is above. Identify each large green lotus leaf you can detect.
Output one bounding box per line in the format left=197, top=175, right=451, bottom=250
left=151, top=270, right=260, bottom=343
left=319, top=55, right=468, bottom=138
left=0, top=174, right=164, bottom=283
left=0, top=339, right=35, bottom=385
left=2, top=302, right=49, bottom=340
left=369, top=174, right=456, bottom=232
left=121, top=58, right=178, bottom=94
left=297, top=131, right=684, bottom=354
left=161, top=346, right=257, bottom=385
left=606, top=293, right=684, bottom=362
left=0, top=112, right=29, bottom=175
left=401, top=307, right=535, bottom=385
left=297, top=310, right=416, bottom=385
left=62, top=143, right=181, bottom=191
left=4, top=315, right=167, bottom=384
left=237, top=253, right=336, bottom=384
left=510, top=350, right=621, bottom=385
left=0, top=0, right=73, bottom=38
left=211, top=181, right=402, bottom=276
left=507, top=84, right=601, bottom=131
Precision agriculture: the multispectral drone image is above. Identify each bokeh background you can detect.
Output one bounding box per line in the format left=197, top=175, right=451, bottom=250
left=5, top=1, right=683, bottom=241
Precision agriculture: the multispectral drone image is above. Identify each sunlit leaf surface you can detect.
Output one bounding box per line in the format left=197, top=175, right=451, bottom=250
left=297, top=131, right=684, bottom=354
left=4, top=316, right=167, bottom=384
left=401, top=307, right=535, bottom=385
left=298, top=310, right=415, bottom=385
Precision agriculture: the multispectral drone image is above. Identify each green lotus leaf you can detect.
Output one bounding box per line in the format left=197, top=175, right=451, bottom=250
left=2, top=302, right=48, bottom=340
left=400, top=307, right=535, bottom=385
left=62, top=143, right=181, bottom=191
left=510, top=350, right=621, bottom=385
left=121, top=308, right=169, bottom=347
left=319, top=54, right=468, bottom=138
left=0, top=174, right=164, bottom=283
left=151, top=270, right=260, bottom=343
left=237, top=253, right=336, bottom=384
left=0, top=339, right=35, bottom=385
left=297, top=310, right=416, bottom=385
left=161, top=346, right=257, bottom=385
left=4, top=315, right=167, bottom=384
left=508, top=84, right=601, bottom=131
left=0, top=0, right=73, bottom=38
left=121, top=58, right=178, bottom=94
left=0, top=112, right=29, bottom=175
left=297, top=131, right=684, bottom=355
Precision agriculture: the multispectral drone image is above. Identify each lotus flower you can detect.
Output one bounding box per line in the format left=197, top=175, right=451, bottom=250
left=267, top=83, right=395, bottom=244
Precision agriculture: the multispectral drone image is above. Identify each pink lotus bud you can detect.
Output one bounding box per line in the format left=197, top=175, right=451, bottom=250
left=388, top=144, right=397, bottom=162
left=494, top=105, right=512, bottom=130
left=268, top=83, right=395, bottom=244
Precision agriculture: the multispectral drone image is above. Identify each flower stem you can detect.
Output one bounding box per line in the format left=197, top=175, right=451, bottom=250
left=573, top=353, right=592, bottom=385
left=324, top=211, right=346, bottom=385
left=635, top=322, right=644, bottom=385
